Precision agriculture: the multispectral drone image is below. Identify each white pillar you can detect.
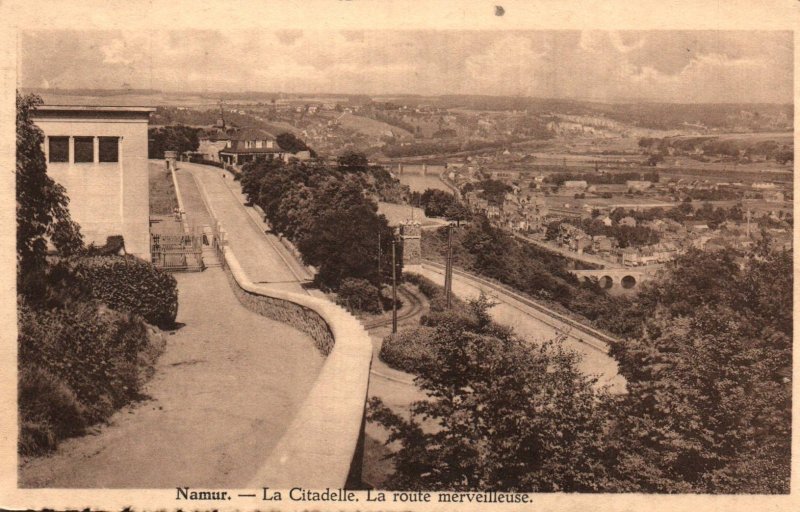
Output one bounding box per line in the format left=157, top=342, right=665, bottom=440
left=43, top=136, right=49, bottom=162
left=93, top=136, right=100, bottom=163
left=68, top=136, right=74, bottom=163
left=118, top=137, right=124, bottom=220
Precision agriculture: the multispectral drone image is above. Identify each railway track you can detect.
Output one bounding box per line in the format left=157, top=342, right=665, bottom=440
left=363, top=285, right=424, bottom=330
left=419, top=260, right=617, bottom=353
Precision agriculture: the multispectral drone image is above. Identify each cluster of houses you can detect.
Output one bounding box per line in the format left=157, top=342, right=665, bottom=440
left=550, top=221, right=683, bottom=266
left=445, top=158, right=792, bottom=266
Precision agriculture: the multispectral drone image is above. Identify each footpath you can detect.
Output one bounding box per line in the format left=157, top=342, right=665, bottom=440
left=20, top=162, right=330, bottom=488
left=19, top=270, right=325, bottom=488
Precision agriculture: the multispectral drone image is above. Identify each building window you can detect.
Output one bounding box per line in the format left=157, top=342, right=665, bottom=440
left=74, top=137, right=94, bottom=163
left=99, top=137, right=119, bottom=162
left=48, top=137, right=69, bottom=162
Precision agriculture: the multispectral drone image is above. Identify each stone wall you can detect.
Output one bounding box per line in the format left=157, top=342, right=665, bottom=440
left=224, top=268, right=334, bottom=355
left=220, top=245, right=373, bottom=489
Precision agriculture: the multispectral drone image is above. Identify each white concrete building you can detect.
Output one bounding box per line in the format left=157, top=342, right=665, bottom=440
left=32, top=105, right=155, bottom=260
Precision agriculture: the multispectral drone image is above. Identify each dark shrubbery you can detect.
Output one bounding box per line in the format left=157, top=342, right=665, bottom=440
left=380, top=273, right=472, bottom=373
left=187, top=155, right=224, bottom=169
left=379, top=326, right=438, bottom=374
left=18, top=365, right=87, bottom=455
left=75, top=256, right=179, bottom=327
left=18, top=300, right=163, bottom=455
left=238, top=155, right=400, bottom=291
left=336, top=277, right=382, bottom=314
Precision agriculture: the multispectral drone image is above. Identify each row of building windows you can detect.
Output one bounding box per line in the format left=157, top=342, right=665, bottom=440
left=48, top=136, right=119, bottom=163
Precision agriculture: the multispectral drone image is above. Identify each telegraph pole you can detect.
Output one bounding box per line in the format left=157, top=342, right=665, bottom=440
left=391, top=239, right=398, bottom=334
left=445, top=224, right=454, bottom=308
left=443, top=229, right=451, bottom=307
left=378, top=232, right=382, bottom=276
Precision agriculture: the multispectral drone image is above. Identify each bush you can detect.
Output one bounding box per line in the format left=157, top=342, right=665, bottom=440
left=336, top=277, right=382, bottom=313
left=18, top=365, right=87, bottom=455
left=188, top=155, right=225, bottom=169
left=379, top=326, right=438, bottom=374
left=75, top=255, right=178, bottom=327
left=403, top=273, right=442, bottom=301
left=18, top=299, right=161, bottom=454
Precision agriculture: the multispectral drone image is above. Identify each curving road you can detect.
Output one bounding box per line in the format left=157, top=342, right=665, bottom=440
left=178, top=162, right=312, bottom=294
left=410, top=265, right=626, bottom=393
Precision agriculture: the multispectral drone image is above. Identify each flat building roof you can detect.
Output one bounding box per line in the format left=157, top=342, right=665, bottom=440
left=33, top=105, right=156, bottom=113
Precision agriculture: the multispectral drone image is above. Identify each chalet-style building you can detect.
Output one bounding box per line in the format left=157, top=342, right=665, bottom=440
left=215, top=128, right=312, bottom=166
left=218, top=129, right=286, bottom=166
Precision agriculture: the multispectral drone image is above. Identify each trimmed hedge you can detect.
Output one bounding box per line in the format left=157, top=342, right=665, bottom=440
left=379, top=326, right=438, bottom=375
left=75, top=256, right=178, bottom=327
left=18, top=299, right=164, bottom=455
left=336, top=277, right=382, bottom=314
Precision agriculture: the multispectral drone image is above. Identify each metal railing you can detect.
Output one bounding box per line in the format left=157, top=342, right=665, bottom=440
left=151, top=230, right=204, bottom=271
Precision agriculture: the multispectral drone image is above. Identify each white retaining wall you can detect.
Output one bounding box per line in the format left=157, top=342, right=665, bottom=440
left=222, top=234, right=373, bottom=489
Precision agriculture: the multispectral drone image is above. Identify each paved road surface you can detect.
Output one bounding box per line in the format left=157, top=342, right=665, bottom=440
left=19, top=269, right=325, bottom=488
left=178, top=162, right=310, bottom=294
left=412, top=266, right=625, bottom=393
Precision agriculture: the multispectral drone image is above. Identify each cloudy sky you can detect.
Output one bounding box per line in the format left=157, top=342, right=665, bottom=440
left=19, top=30, right=793, bottom=103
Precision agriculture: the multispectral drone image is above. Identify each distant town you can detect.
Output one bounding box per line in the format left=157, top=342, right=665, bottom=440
left=47, top=88, right=791, bottom=285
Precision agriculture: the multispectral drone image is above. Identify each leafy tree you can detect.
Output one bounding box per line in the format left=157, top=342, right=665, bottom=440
left=298, top=201, right=394, bottom=289
left=239, top=157, right=401, bottom=290
left=335, top=277, right=382, bottom=313
left=337, top=150, right=369, bottom=173
left=369, top=298, right=613, bottom=491
left=444, top=201, right=470, bottom=226
left=276, top=132, right=315, bottom=156
left=608, top=248, right=792, bottom=493
left=147, top=125, right=201, bottom=159
left=16, top=93, right=84, bottom=291
left=477, top=179, right=512, bottom=205
left=609, top=305, right=790, bottom=493
left=420, top=189, right=456, bottom=217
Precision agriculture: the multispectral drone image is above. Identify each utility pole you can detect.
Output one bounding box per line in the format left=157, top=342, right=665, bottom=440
left=445, top=224, right=454, bottom=308
left=391, top=239, right=398, bottom=334
left=378, top=232, right=382, bottom=276
left=443, top=227, right=451, bottom=307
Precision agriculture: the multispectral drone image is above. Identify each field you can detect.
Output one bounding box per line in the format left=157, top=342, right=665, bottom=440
left=325, top=112, right=414, bottom=139
left=378, top=202, right=447, bottom=228
left=149, top=162, right=178, bottom=215
left=398, top=174, right=453, bottom=194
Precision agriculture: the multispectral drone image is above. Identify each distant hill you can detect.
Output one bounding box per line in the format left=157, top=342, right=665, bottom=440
left=21, top=88, right=793, bottom=133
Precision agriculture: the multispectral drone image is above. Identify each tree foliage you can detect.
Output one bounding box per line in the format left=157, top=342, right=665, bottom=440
left=369, top=297, right=613, bottom=491
left=373, top=244, right=791, bottom=492
left=16, top=93, right=84, bottom=293
left=237, top=154, right=400, bottom=290
left=147, top=125, right=201, bottom=159
left=276, top=132, right=315, bottom=156
left=604, top=248, right=792, bottom=493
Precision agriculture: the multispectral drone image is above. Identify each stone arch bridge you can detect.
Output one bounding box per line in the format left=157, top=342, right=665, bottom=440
left=571, top=267, right=656, bottom=292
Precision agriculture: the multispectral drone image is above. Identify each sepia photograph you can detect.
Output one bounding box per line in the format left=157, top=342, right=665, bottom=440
left=0, top=1, right=797, bottom=510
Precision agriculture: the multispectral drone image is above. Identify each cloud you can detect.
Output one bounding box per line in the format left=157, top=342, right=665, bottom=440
left=18, top=29, right=793, bottom=103
left=100, top=38, right=134, bottom=65
left=275, top=30, right=303, bottom=45
left=464, top=35, right=547, bottom=96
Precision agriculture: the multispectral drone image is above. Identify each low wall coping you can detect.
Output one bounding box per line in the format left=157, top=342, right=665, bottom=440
left=223, top=247, right=373, bottom=488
